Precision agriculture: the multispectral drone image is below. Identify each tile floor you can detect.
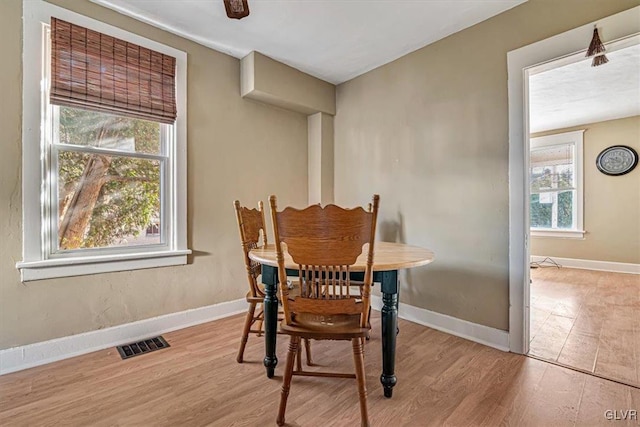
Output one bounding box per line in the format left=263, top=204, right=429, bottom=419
left=529, top=266, right=640, bottom=387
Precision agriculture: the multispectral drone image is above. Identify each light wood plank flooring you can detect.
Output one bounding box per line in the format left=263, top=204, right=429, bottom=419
left=530, top=267, right=640, bottom=387
left=1, top=312, right=639, bottom=426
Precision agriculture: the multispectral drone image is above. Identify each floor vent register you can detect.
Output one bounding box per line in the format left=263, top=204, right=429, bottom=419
left=116, top=336, right=170, bottom=360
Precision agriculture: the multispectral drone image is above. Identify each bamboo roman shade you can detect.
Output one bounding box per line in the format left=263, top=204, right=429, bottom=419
left=50, top=18, right=177, bottom=124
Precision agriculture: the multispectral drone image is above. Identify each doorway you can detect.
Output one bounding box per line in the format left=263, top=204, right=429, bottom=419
left=506, top=6, right=640, bottom=375
left=525, top=40, right=639, bottom=387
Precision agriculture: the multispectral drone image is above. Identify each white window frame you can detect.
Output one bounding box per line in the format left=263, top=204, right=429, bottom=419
left=529, top=130, right=584, bottom=239
left=17, top=0, right=190, bottom=281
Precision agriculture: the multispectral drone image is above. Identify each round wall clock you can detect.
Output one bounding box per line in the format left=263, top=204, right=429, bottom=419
left=595, top=145, right=638, bottom=176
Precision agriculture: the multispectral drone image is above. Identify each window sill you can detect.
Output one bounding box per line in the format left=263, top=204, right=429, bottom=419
left=16, top=249, right=191, bottom=282
left=531, top=229, right=585, bottom=239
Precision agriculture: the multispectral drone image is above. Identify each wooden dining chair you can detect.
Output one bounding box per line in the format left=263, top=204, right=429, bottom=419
left=233, top=200, right=312, bottom=366
left=270, top=194, right=379, bottom=427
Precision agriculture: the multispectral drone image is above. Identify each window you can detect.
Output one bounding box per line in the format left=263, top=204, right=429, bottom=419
left=530, top=130, right=584, bottom=238
left=18, top=1, right=189, bottom=281
left=52, top=107, right=165, bottom=251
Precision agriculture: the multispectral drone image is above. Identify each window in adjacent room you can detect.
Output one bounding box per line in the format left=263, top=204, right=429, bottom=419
left=18, top=1, right=189, bottom=281
left=529, top=130, right=584, bottom=238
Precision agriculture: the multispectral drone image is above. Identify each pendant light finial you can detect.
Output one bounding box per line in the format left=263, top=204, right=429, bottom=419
left=586, top=26, right=608, bottom=67
left=224, top=0, right=250, bottom=20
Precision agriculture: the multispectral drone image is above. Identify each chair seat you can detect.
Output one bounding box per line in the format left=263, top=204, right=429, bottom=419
left=280, top=313, right=369, bottom=340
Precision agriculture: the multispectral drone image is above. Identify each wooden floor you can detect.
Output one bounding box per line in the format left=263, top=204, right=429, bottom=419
left=1, top=312, right=639, bottom=426
left=530, top=267, right=640, bottom=387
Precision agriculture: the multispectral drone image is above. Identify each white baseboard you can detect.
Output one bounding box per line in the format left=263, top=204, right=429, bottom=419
left=0, top=298, right=246, bottom=376
left=531, top=255, right=640, bottom=274
left=371, top=295, right=510, bottom=352
left=1, top=295, right=512, bottom=375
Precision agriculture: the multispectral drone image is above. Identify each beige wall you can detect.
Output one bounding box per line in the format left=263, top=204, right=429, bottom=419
left=0, top=0, right=308, bottom=349
left=531, top=116, right=640, bottom=264
left=334, top=0, right=640, bottom=330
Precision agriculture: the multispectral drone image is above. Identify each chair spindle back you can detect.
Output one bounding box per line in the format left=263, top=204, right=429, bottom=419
left=234, top=200, right=268, bottom=298
left=269, top=195, right=380, bottom=328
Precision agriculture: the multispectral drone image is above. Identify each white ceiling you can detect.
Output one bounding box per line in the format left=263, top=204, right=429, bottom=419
left=92, top=0, right=526, bottom=84
left=529, top=43, right=640, bottom=133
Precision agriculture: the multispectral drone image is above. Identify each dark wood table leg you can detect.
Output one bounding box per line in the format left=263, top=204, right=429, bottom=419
left=261, top=265, right=278, bottom=378
left=380, top=270, right=399, bottom=398
left=396, top=284, right=400, bottom=335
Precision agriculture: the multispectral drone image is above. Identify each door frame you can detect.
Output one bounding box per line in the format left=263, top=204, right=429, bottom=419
left=507, top=6, right=640, bottom=354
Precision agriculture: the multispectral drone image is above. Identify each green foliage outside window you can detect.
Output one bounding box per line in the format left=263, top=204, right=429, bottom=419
left=57, top=107, right=162, bottom=250
left=557, top=191, right=573, bottom=229
left=530, top=191, right=574, bottom=229
left=530, top=194, right=551, bottom=228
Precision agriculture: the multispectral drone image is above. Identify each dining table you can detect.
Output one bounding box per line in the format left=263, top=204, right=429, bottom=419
left=249, top=241, right=435, bottom=398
